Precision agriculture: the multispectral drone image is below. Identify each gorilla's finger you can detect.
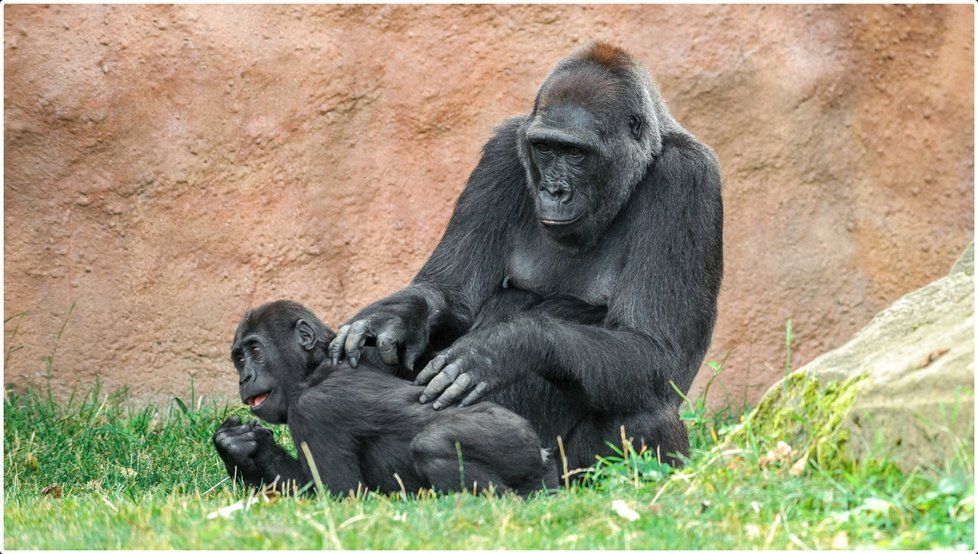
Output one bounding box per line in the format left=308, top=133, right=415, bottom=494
left=249, top=420, right=273, bottom=436
left=216, top=431, right=257, bottom=455
left=329, top=324, right=351, bottom=366
left=345, top=320, right=373, bottom=368
left=414, top=354, right=448, bottom=386
left=419, top=361, right=462, bottom=404
left=219, top=424, right=253, bottom=438
left=219, top=415, right=242, bottom=430
left=225, top=439, right=258, bottom=457
left=458, top=381, right=490, bottom=408
left=215, top=424, right=252, bottom=441
left=217, top=432, right=255, bottom=448
left=432, top=373, right=473, bottom=410
left=376, top=329, right=402, bottom=366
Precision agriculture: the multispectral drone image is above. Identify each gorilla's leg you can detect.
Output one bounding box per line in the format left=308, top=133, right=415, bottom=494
left=410, top=404, right=557, bottom=495
left=565, top=409, right=690, bottom=471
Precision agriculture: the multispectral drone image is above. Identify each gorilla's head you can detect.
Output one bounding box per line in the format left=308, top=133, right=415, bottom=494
left=230, top=300, right=334, bottom=424
left=517, top=42, right=679, bottom=249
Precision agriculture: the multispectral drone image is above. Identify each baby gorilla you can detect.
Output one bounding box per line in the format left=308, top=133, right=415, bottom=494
left=213, top=297, right=559, bottom=497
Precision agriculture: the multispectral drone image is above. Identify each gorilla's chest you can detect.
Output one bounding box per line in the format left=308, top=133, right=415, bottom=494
left=505, top=239, right=621, bottom=304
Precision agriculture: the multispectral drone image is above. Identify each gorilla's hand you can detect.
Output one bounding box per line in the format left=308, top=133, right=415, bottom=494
left=213, top=417, right=278, bottom=485
left=414, top=336, right=513, bottom=409
left=329, top=303, right=429, bottom=370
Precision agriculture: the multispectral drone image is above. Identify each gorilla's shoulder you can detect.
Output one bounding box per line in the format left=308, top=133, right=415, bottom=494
left=493, top=114, right=530, bottom=139
left=658, top=132, right=721, bottom=186
left=661, top=132, right=718, bottom=164
left=464, top=115, right=530, bottom=193
left=477, top=115, right=529, bottom=157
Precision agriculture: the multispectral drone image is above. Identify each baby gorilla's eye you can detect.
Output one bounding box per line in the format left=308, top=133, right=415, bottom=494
left=249, top=345, right=261, bottom=358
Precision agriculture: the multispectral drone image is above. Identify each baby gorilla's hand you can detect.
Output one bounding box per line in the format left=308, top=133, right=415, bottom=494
left=213, top=416, right=275, bottom=486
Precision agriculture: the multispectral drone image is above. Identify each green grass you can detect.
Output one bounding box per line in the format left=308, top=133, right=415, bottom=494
left=3, top=382, right=974, bottom=550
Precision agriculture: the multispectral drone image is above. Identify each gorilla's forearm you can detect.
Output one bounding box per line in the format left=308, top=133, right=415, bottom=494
left=489, top=316, right=689, bottom=413
left=252, top=448, right=309, bottom=493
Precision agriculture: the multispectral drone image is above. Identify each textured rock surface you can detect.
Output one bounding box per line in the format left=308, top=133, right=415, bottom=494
left=3, top=5, right=974, bottom=406
left=746, top=243, right=974, bottom=470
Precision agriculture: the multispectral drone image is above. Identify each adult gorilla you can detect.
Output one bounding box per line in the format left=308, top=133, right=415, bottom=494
left=330, top=42, right=723, bottom=470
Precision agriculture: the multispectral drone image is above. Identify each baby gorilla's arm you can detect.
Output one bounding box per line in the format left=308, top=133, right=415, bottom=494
left=213, top=416, right=308, bottom=493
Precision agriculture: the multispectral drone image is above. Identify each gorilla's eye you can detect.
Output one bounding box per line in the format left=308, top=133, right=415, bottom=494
left=534, top=143, right=551, bottom=154
left=249, top=345, right=262, bottom=358
left=568, top=147, right=584, bottom=159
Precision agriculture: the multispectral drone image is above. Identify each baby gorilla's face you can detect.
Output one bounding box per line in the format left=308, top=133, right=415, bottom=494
left=230, top=300, right=335, bottom=425
left=230, top=334, right=295, bottom=424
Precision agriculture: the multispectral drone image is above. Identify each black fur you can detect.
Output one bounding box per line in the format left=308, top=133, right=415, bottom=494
left=328, top=43, right=723, bottom=471
left=214, top=299, right=558, bottom=496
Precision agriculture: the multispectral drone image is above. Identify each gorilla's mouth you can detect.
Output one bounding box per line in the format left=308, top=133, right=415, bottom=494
left=540, top=214, right=582, bottom=227
left=247, top=391, right=271, bottom=409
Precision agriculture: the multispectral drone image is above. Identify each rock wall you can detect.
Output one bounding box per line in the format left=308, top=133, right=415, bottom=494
left=3, top=4, right=974, bottom=407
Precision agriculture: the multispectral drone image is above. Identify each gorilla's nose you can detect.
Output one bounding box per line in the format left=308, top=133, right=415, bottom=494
left=541, top=183, right=573, bottom=204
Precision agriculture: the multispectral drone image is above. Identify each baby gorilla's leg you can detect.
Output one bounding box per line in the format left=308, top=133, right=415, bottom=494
left=409, top=404, right=556, bottom=496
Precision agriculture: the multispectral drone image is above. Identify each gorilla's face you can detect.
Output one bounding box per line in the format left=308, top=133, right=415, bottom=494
left=231, top=312, right=316, bottom=425
left=523, top=103, right=619, bottom=245
left=525, top=105, right=599, bottom=230
left=231, top=332, right=293, bottom=424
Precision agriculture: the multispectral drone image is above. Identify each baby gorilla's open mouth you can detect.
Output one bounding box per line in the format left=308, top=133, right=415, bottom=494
left=247, top=391, right=271, bottom=409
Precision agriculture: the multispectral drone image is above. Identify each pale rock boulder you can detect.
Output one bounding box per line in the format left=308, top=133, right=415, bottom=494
left=745, top=242, right=974, bottom=471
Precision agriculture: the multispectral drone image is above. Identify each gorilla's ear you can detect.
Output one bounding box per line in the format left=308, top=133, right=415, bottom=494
left=628, top=115, right=643, bottom=141
left=295, top=319, right=318, bottom=351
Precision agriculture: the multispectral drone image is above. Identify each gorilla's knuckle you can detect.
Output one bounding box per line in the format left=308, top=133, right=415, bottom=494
left=430, top=372, right=451, bottom=387
left=444, top=363, right=461, bottom=379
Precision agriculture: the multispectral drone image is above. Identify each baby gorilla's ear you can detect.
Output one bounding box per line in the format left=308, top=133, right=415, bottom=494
left=295, top=319, right=319, bottom=351
left=295, top=318, right=336, bottom=350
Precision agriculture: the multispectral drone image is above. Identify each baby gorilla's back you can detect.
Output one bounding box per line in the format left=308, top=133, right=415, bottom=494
left=216, top=299, right=557, bottom=497
left=290, top=366, right=557, bottom=496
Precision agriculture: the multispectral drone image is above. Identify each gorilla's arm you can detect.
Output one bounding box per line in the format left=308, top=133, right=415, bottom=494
left=417, top=139, right=724, bottom=412
left=329, top=120, right=531, bottom=370
left=419, top=316, right=687, bottom=413
left=213, top=417, right=308, bottom=492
